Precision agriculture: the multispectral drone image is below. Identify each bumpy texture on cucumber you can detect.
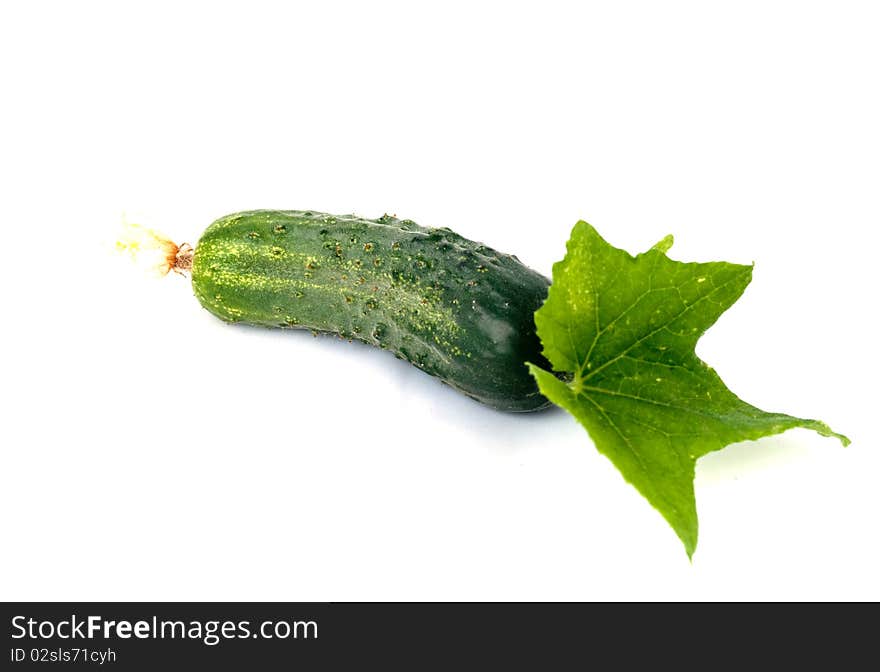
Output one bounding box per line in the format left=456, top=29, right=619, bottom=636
left=191, top=210, right=552, bottom=411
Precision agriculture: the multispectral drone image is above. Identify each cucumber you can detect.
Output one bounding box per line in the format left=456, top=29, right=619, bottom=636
left=190, top=210, right=552, bottom=411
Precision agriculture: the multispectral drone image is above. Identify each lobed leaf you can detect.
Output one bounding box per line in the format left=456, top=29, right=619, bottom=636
left=529, top=221, right=848, bottom=557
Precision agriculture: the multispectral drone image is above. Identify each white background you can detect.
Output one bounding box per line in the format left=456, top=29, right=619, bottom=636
left=1, top=1, right=877, bottom=600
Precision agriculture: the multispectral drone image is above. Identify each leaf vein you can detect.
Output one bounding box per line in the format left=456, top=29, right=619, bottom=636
left=580, top=270, right=748, bottom=384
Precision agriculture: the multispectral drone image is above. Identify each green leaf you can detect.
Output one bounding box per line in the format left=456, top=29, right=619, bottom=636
left=528, top=221, right=849, bottom=558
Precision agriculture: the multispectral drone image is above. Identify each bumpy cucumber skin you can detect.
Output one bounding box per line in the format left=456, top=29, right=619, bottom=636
left=191, top=210, right=552, bottom=411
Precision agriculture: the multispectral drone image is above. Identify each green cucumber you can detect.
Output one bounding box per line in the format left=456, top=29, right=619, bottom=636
left=190, top=210, right=552, bottom=411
